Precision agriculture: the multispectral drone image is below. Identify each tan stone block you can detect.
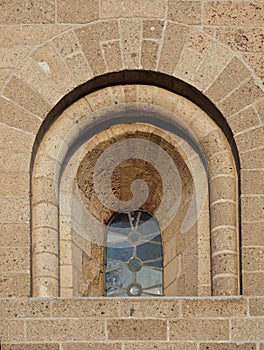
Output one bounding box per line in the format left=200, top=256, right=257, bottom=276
left=228, top=107, right=261, bottom=135
left=75, top=22, right=119, bottom=76
left=59, top=265, right=73, bottom=289
left=87, top=88, right=112, bottom=111
left=169, top=319, right=229, bottom=340
left=243, top=247, right=264, bottom=272
left=3, top=76, right=51, bottom=117
left=143, top=20, right=164, bottom=39
left=0, top=0, right=55, bottom=24
left=192, top=44, right=233, bottom=91
left=244, top=52, right=264, bottom=84
left=242, top=170, right=264, bottom=195
left=206, top=70, right=238, bottom=103
left=0, top=299, right=50, bottom=318
left=0, top=223, right=30, bottom=248
left=154, top=88, right=180, bottom=113
left=249, top=297, right=264, bottom=316
left=243, top=272, right=264, bottom=296
left=108, top=319, right=166, bottom=340
left=159, top=22, right=188, bottom=74
left=0, top=47, right=30, bottom=68
left=0, top=196, right=30, bottom=224
left=0, top=68, right=10, bottom=90
left=217, top=28, right=264, bottom=53
left=188, top=31, right=212, bottom=54
left=174, top=48, right=202, bottom=82
left=33, top=275, right=58, bottom=297
left=109, top=86, right=125, bottom=105
left=0, top=272, right=30, bottom=297
left=32, top=158, right=57, bottom=184
left=210, top=201, right=237, bottom=228
left=51, top=298, right=120, bottom=318
left=0, top=98, right=41, bottom=133
left=231, top=319, right=264, bottom=340
left=52, top=30, right=80, bottom=58
left=120, top=19, right=141, bottom=69
left=138, top=85, right=155, bottom=103
left=226, top=57, right=251, bottom=85
left=200, top=129, right=229, bottom=159
left=0, top=320, right=24, bottom=342
left=240, top=148, right=264, bottom=169
left=205, top=1, right=264, bottom=26
left=242, top=221, right=264, bottom=246
left=62, top=344, right=121, bottom=350
left=0, top=124, right=34, bottom=152
left=100, top=0, right=166, bottom=18
left=26, top=319, right=105, bottom=341
left=241, top=197, right=264, bottom=222
left=33, top=227, right=58, bottom=255
left=2, top=345, right=59, bottom=350
left=200, top=344, right=256, bottom=350
left=213, top=276, right=239, bottom=296
left=141, top=40, right=159, bottom=70
left=235, top=126, right=264, bottom=153
left=210, top=176, right=236, bottom=203
left=125, top=344, right=196, bottom=350
left=65, top=53, right=93, bottom=85
left=22, top=24, right=71, bottom=46
left=17, top=57, right=64, bottom=105
left=57, top=0, right=99, bottom=23
left=182, top=298, right=247, bottom=317
left=33, top=177, right=57, bottom=205
left=119, top=299, right=180, bottom=318
left=124, top=85, right=138, bottom=103
left=212, top=252, right=238, bottom=276
left=32, top=42, right=76, bottom=92
left=32, top=202, right=58, bottom=229
left=102, top=41, right=123, bottom=72
left=34, top=252, right=58, bottom=279
left=0, top=149, right=31, bottom=173
left=255, top=99, right=264, bottom=123
left=212, top=227, right=238, bottom=253
left=0, top=26, right=22, bottom=47
left=168, top=1, right=201, bottom=25
left=218, top=78, right=263, bottom=118
left=0, top=172, right=29, bottom=196
left=0, top=247, right=29, bottom=272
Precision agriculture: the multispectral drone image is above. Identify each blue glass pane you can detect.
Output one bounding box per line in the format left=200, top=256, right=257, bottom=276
left=138, top=213, right=159, bottom=235
left=143, top=286, right=163, bottom=296
left=144, top=259, right=163, bottom=268
left=137, top=267, right=162, bottom=288
left=137, top=241, right=162, bottom=261
left=107, top=233, right=127, bottom=244
left=109, top=213, right=131, bottom=235
left=106, top=260, right=125, bottom=269
left=106, top=267, right=133, bottom=290
left=106, top=246, right=133, bottom=262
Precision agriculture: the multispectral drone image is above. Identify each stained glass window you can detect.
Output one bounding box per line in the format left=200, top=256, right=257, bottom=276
left=105, top=210, right=163, bottom=297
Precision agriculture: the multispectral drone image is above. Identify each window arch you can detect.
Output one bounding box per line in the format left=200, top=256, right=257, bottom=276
left=105, top=210, right=163, bottom=297
left=31, top=83, right=240, bottom=297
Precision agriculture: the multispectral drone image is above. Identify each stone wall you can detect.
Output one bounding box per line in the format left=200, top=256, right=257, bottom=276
left=0, top=0, right=263, bottom=347
left=1, top=297, right=264, bottom=348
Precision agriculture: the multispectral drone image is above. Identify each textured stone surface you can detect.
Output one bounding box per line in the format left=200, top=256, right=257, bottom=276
left=57, top=0, right=99, bottom=23
left=108, top=319, right=167, bottom=340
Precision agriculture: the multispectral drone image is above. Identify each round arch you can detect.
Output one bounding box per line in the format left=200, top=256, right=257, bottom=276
left=31, top=82, right=240, bottom=297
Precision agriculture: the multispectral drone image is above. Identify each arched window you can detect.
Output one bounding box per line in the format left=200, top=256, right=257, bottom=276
left=105, top=210, right=163, bottom=296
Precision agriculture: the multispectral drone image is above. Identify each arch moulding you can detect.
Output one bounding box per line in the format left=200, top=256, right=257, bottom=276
left=31, top=83, right=240, bottom=297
